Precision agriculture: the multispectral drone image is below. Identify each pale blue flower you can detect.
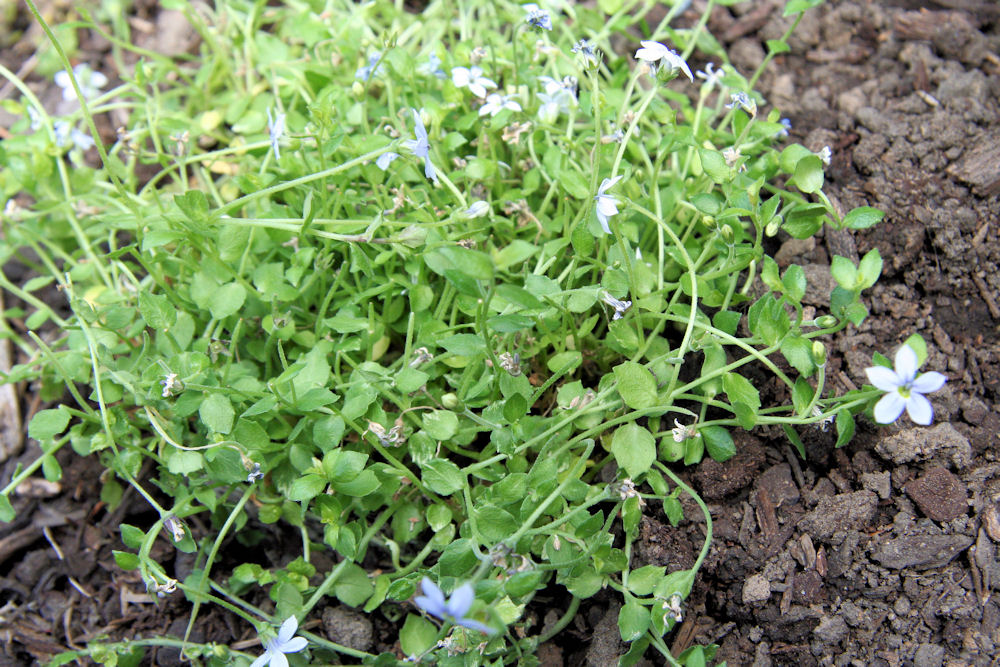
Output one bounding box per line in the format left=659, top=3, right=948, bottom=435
left=537, top=90, right=573, bottom=124
left=523, top=4, right=552, bottom=31
left=402, top=109, right=437, bottom=183
left=634, top=41, right=692, bottom=81
left=418, top=53, right=446, bottom=79
left=725, top=91, right=757, bottom=116
left=250, top=616, right=308, bottom=667
left=414, top=578, right=493, bottom=634
left=480, top=93, right=522, bottom=117
left=452, top=66, right=497, bottom=98
left=267, top=108, right=286, bottom=160
left=355, top=52, right=385, bottom=82
left=53, top=121, right=93, bottom=151
left=376, top=151, right=400, bottom=171
left=247, top=463, right=263, bottom=483
left=601, top=291, right=631, bottom=320
left=70, top=128, right=95, bottom=151
left=54, top=64, right=108, bottom=102
left=817, top=145, right=832, bottom=165
left=777, top=117, right=791, bottom=138
left=865, top=345, right=946, bottom=425
left=695, top=62, right=722, bottom=89
left=27, top=106, right=42, bottom=131
left=594, top=175, right=623, bottom=234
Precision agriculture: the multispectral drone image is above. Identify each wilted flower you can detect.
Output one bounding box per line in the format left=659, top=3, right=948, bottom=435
left=402, top=109, right=437, bottom=183
left=695, top=62, right=722, bottom=89
left=502, top=121, right=533, bottom=145
left=246, top=462, right=264, bottom=483
left=463, top=201, right=491, bottom=218
left=367, top=420, right=405, bottom=446
left=725, top=91, right=757, bottom=117
left=671, top=419, right=697, bottom=442
left=601, top=291, right=632, bottom=320
left=663, top=594, right=684, bottom=624
left=163, top=515, right=186, bottom=542
left=160, top=373, right=183, bottom=398
left=479, top=93, right=522, bottom=117
left=865, top=345, right=946, bottom=425
left=594, top=176, right=623, bottom=234
left=634, top=41, right=693, bottom=81
left=54, top=64, right=108, bottom=101
left=414, top=578, right=493, bottom=634
left=409, top=347, right=433, bottom=367
left=817, top=146, right=832, bottom=165
left=250, top=617, right=308, bottom=667
left=571, top=39, right=599, bottom=68
left=523, top=4, right=552, bottom=30
left=452, top=66, right=497, bottom=98
left=722, top=146, right=741, bottom=168
left=498, top=352, right=522, bottom=376
left=355, top=52, right=385, bottom=81
left=266, top=108, right=285, bottom=160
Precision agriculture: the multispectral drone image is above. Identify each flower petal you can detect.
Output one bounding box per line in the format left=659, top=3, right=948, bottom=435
left=911, top=371, right=946, bottom=394
left=423, top=157, right=438, bottom=182
left=447, top=583, right=475, bottom=618
left=376, top=151, right=400, bottom=170
left=865, top=366, right=901, bottom=393
left=282, top=637, right=308, bottom=654
left=893, top=345, right=918, bottom=383
left=598, top=175, right=622, bottom=194
left=904, top=392, right=934, bottom=425
left=271, top=653, right=288, bottom=667
left=452, top=67, right=470, bottom=86
left=595, top=195, right=619, bottom=218
left=420, top=577, right=446, bottom=609
left=595, top=211, right=611, bottom=235
left=277, top=617, right=298, bottom=644
left=456, top=617, right=495, bottom=634
left=250, top=653, right=271, bottom=667
left=873, top=391, right=906, bottom=424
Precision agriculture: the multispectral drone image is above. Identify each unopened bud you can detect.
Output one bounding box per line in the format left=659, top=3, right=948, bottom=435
left=441, top=393, right=459, bottom=409
left=814, top=315, right=837, bottom=328
left=811, top=341, right=827, bottom=367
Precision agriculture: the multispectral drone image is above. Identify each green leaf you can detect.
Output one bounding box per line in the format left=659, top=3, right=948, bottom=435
left=782, top=264, right=806, bottom=302
left=791, top=377, right=815, bottom=416
left=120, top=524, right=145, bottom=549
left=782, top=424, right=806, bottom=459
left=783, top=0, right=825, bottom=17
left=793, top=154, right=825, bottom=193
left=210, top=282, right=246, bottom=319
left=611, top=423, right=656, bottom=478
left=166, top=449, right=202, bottom=474
left=835, top=409, right=855, bottom=447
left=613, top=361, right=659, bottom=410
left=830, top=255, right=858, bottom=290
left=699, top=343, right=727, bottom=397
left=287, top=474, right=327, bottom=502
left=334, top=562, right=373, bottom=606
left=0, top=494, right=13, bottom=522
left=780, top=334, right=815, bottom=377
left=28, top=408, right=70, bottom=441
left=502, top=394, right=528, bottom=422
left=422, top=410, right=458, bottom=440
left=842, top=206, right=884, bottom=230
left=701, top=425, right=735, bottom=462
left=618, top=600, right=650, bottom=642
left=113, top=550, right=140, bottom=570
left=857, top=248, right=883, bottom=289
left=766, top=39, right=790, bottom=55
left=199, top=393, right=235, bottom=434
left=723, top=372, right=760, bottom=411
left=474, top=504, right=518, bottom=542
left=422, top=459, right=464, bottom=495
left=400, top=614, right=437, bottom=655
left=698, top=148, right=729, bottom=183
left=627, top=565, right=666, bottom=596
left=137, top=292, right=176, bottom=330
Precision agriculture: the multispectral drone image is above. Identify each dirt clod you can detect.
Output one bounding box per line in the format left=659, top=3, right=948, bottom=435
left=904, top=467, right=968, bottom=521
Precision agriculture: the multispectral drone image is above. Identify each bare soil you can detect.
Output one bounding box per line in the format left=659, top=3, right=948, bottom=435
left=1, top=1, right=998, bottom=665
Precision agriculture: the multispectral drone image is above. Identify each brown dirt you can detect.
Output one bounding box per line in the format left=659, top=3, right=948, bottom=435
left=1, top=0, right=999, bottom=665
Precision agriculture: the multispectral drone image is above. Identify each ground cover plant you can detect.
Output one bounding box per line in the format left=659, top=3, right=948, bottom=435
left=0, top=0, right=956, bottom=665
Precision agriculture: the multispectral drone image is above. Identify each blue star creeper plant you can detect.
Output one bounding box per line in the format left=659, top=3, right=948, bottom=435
left=2, top=0, right=947, bottom=665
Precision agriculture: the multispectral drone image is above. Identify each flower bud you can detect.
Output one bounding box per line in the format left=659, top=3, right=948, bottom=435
left=813, top=315, right=838, bottom=328
left=441, top=393, right=459, bottom=409
left=812, top=341, right=827, bottom=367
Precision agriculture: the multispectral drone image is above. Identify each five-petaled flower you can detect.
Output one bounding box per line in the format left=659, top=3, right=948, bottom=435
left=480, top=93, right=522, bottom=117
left=414, top=578, right=493, bottom=634
left=402, top=109, right=438, bottom=183
left=695, top=62, right=722, bottom=89
left=451, top=66, right=498, bottom=98
left=54, top=64, right=108, bottom=102
left=355, top=52, right=385, bottom=82
left=250, top=616, right=308, bottom=667
left=817, top=146, right=832, bottom=165
left=418, top=53, right=446, bottom=79
left=634, top=41, right=693, bottom=81
left=267, top=108, right=286, bottom=160
left=571, top=39, right=599, bottom=68
left=865, top=344, right=946, bottom=425
left=594, top=175, right=623, bottom=234
left=54, top=121, right=95, bottom=152
left=523, top=4, right=553, bottom=30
